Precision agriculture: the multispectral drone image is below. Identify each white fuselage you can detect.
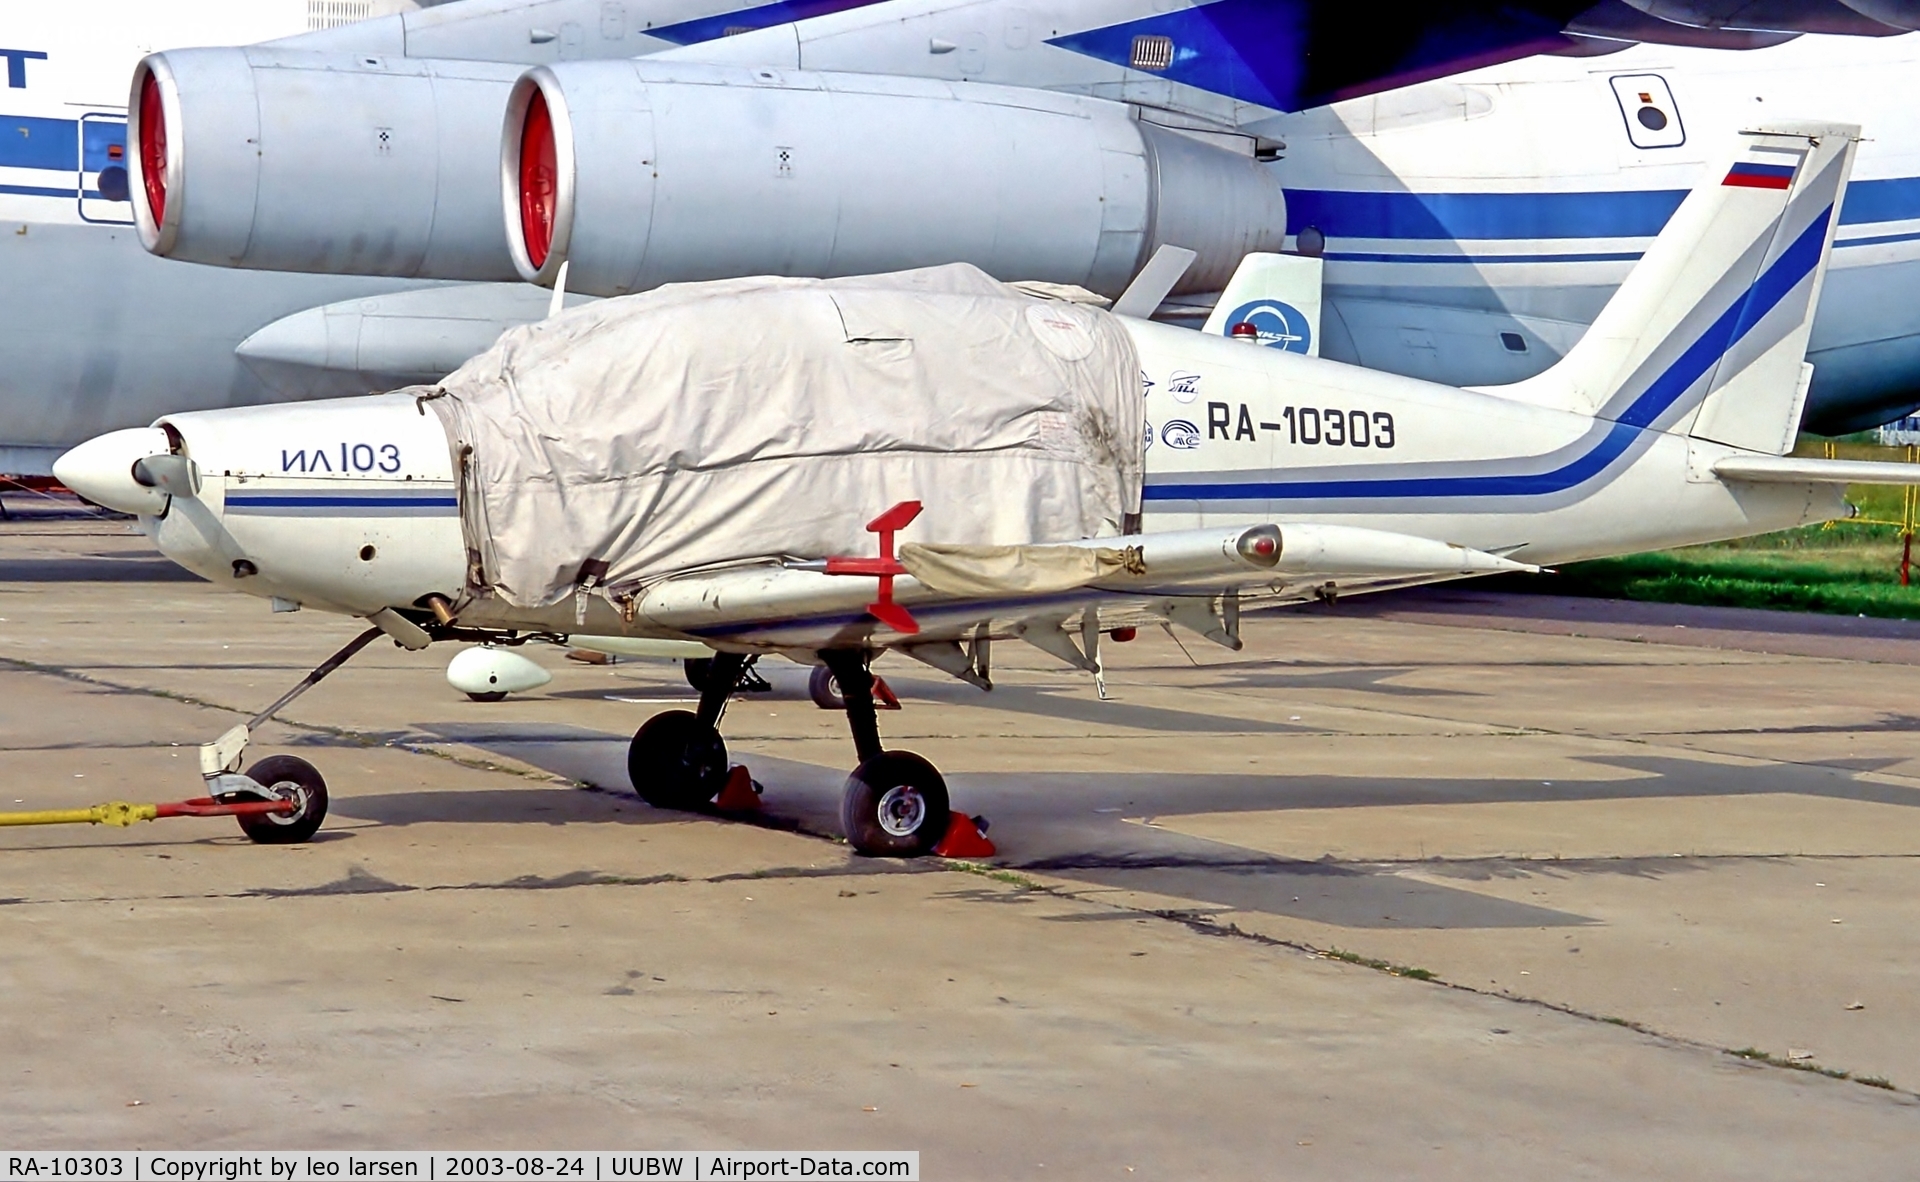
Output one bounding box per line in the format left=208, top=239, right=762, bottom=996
left=1264, top=34, right=1920, bottom=433
left=133, top=316, right=1841, bottom=627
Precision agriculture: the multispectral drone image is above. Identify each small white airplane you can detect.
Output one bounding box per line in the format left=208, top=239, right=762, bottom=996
left=53, top=120, right=1920, bottom=856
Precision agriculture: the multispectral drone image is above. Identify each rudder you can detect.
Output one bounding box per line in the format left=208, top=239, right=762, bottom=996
left=1494, top=120, right=1859, bottom=456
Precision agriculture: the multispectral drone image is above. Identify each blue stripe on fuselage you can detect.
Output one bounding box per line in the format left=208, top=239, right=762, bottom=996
left=1145, top=207, right=1833, bottom=504
left=0, top=114, right=76, bottom=171
left=225, top=492, right=457, bottom=512
left=1286, top=187, right=1685, bottom=240
left=1285, top=177, right=1919, bottom=242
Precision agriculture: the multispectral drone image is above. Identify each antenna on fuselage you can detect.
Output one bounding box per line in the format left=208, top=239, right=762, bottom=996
left=546, top=259, right=570, bottom=320
left=1110, top=245, right=1196, bottom=319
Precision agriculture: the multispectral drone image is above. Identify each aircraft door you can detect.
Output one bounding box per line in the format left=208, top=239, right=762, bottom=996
left=77, top=113, right=133, bottom=225
left=1609, top=75, right=1686, bottom=150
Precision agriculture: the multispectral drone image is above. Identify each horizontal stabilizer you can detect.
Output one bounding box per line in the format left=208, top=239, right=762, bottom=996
left=1713, top=455, right=1920, bottom=485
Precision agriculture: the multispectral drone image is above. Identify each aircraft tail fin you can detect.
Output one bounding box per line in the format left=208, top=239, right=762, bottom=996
left=1202, top=252, right=1324, bottom=355
left=1494, top=121, right=1859, bottom=455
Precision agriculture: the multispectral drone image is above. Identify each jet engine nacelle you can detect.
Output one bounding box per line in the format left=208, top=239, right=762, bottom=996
left=507, top=62, right=1288, bottom=298
left=131, top=48, right=525, bottom=280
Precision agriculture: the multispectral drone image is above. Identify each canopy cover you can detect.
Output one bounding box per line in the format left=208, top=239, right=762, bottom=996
left=426, top=263, right=1145, bottom=611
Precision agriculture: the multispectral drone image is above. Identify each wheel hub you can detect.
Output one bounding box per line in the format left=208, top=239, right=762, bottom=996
left=257, top=779, right=309, bottom=827
left=876, top=785, right=926, bottom=836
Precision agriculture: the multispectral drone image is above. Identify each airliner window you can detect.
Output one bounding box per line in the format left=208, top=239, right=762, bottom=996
left=1609, top=74, right=1685, bottom=150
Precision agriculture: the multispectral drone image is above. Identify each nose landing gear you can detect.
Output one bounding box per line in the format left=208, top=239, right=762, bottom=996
left=233, top=755, right=330, bottom=844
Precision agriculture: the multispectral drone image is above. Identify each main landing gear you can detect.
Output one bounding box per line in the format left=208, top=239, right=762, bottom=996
left=822, top=650, right=950, bottom=858
left=629, top=652, right=750, bottom=809
left=625, top=649, right=981, bottom=858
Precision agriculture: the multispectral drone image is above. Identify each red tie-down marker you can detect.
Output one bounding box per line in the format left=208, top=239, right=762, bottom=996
left=825, top=500, right=922, bottom=634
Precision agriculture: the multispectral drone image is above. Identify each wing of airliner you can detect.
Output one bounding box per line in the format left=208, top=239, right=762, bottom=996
left=293, top=0, right=1920, bottom=121
left=12, top=0, right=1920, bottom=482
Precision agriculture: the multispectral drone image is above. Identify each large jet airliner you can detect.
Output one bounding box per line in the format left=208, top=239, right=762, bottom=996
left=7, top=0, right=1920, bottom=476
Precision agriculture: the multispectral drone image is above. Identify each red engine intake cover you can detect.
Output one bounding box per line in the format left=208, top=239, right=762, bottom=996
left=519, top=89, right=558, bottom=269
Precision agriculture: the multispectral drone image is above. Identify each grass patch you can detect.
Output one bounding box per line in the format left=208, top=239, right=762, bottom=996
left=1323, top=947, right=1437, bottom=981
left=946, top=860, right=1043, bottom=889
left=1729, top=1047, right=1854, bottom=1081
left=1485, top=438, right=1920, bottom=620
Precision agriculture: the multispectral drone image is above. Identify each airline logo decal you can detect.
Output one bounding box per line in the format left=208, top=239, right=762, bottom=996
left=1222, top=299, right=1311, bottom=352
left=1160, top=420, right=1202, bottom=449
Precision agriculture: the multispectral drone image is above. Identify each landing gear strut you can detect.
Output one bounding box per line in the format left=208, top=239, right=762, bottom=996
left=822, top=650, right=950, bottom=858
left=684, top=656, right=771, bottom=695
left=193, top=625, right=386, bottom=843
left=629, top=652, right=750, bottom=809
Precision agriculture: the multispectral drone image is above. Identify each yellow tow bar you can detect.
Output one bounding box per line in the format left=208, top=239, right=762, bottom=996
left=0, top=801, right=160, bottom=828
left=0, top=795, right=298, bottom=838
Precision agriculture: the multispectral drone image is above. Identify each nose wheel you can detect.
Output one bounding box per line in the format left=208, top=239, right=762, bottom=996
left=233, top=755, right=329, bottom=844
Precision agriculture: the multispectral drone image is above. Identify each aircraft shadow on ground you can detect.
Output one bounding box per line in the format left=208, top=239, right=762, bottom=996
left=545, top=667, right=1315, bottom=734
left=0, top=556, right=205, bottom=582
left=864, top=674, right=1316, bottom=734
left=383, top=719, right=1920, bottom=931
left=1201, top=665, right=1485, bottom=698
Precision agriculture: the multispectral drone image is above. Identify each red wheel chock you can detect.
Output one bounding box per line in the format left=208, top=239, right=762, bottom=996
left=934, top=813, right=996, bottom=858
left=874, top=676, right=902, bottom=711
left=714, top=765, right=763, bottom=811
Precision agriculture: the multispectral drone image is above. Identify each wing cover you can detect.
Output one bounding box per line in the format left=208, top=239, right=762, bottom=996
left=426, top=264, right=1143, bottom=611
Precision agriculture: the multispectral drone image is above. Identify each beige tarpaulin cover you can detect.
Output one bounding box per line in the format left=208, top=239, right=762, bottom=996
left=899, top=543, right=1142, bottom=597
left=425, top=264, right=1143, bottom=610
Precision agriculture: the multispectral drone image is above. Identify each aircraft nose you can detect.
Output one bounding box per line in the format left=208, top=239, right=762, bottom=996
left=52, top=427, right=178, bottom=515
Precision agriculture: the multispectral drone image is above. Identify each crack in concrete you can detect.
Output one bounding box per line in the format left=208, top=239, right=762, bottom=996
left=938, top=863, right=1920, bottom=1103
left=0, top=861, right=925, bottom=908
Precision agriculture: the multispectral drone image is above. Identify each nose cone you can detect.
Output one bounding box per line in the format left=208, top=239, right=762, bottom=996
left=53, top=427, right=176, bottom=515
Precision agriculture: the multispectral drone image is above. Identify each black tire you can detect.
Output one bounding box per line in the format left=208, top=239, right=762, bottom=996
left=809, top=664, right=846, bottom=710
left=628, top=709, right=728, bottom=810
left=683, top=657, right=713, bottom=693
left=467, top=690, right=508, bottom=703
left=236, top=754, right=329, bottom=844
left=840, top=751, right=950, bottom=858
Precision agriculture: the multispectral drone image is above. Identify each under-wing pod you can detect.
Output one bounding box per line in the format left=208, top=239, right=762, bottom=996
left=504, top=61, right=1288, bottom=298
left=130, top=49, right=525, bottom=279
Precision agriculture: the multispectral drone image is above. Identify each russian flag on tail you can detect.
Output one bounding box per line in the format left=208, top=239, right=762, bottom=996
left=1723, top=161, right=1796, bottom=190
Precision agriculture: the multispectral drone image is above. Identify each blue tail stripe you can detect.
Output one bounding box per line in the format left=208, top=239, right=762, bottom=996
left=1145, top=206, right=1832, bottom=504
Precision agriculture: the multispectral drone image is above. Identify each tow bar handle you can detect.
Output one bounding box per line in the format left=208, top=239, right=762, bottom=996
left=0, top=797, right=294, bottom=829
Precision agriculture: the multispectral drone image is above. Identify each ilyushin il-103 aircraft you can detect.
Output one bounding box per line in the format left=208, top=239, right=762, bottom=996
left=12, top=0, right=1920, bottom=479
left=54, top=121, right=1920, bottom=856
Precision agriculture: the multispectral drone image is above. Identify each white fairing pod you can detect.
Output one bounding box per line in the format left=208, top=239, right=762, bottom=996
left=130, top=49, right=525, bottom=279
left=505, top=62, right=1288, bottom=298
